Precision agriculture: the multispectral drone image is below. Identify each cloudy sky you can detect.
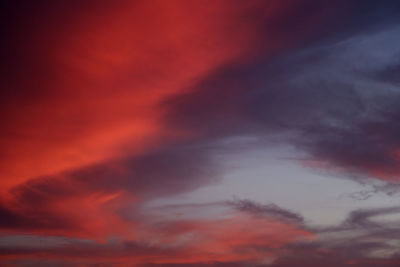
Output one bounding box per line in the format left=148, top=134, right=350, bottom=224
left=1, top=1, right=400, bottom=266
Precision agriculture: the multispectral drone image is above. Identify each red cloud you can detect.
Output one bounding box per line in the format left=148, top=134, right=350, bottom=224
left=0, top=0, right=346, bottom=193
left=0, top=1, right=361, bottom=266
left=0, top=209, right=313, bottom=266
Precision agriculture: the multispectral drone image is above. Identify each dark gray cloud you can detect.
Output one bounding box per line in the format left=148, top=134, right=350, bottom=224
left=0, top=238, right=180, bottom=266
left=279, top=205, right=400, bottom=267
left=344, top=206, right=400, bottom=228
left=163, top=19, right=400, bottom=188
left=228, top=198, right=304, bottom=224
left=256, top=205, right=400, bottom=267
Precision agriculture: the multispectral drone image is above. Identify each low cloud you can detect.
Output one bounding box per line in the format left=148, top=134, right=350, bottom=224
left=228, top=198, right=304, bottom=224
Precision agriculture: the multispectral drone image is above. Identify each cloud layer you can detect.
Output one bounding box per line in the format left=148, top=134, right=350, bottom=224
left=1, top=0, right=400, bottom=266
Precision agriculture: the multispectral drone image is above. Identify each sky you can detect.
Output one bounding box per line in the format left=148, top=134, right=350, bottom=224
left=1, top=0, right=400, bottom=266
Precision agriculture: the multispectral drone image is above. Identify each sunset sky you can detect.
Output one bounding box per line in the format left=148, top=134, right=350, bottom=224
left=1, top=1, right=400, bottom=266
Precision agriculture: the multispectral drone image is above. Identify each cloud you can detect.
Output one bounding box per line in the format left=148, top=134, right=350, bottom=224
left=268, top=206, right=400, bottom=267
left=290, top=26, right=400, bottom=183
left=163, top=19, right=400, bottom=187
left=0, top=0, right=363, bottom=238
left=2, top=205, right=400, bottom=267
left=0, top=202, right=312, bottom=266
left=2, top=0, right=291, bottom=192
left=343, top=206, right=400, bottom=228
left=228, top=198, right=304, bottom=224
left=2, top=1, right=400, bottom=266
left=0, top=140, right=225, bottom=239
